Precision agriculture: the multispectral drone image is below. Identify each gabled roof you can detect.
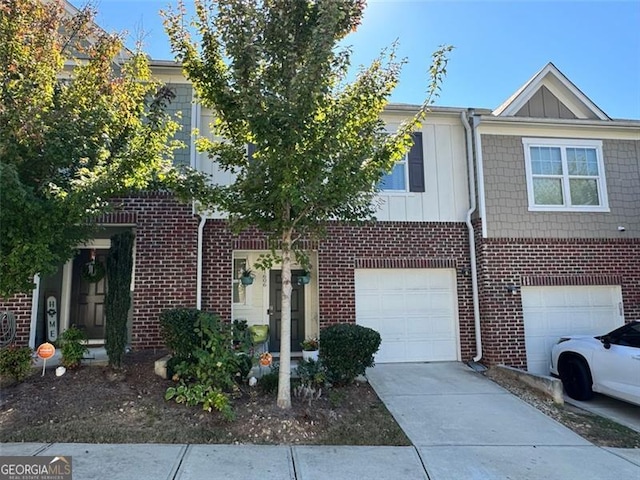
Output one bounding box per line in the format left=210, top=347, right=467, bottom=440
left=58, top=0, right=132, bottom=62
left=493, top=62, right=610, bottom=121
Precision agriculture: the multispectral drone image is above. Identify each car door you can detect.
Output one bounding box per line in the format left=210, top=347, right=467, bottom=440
left=591, top=323, right=640, bottom=405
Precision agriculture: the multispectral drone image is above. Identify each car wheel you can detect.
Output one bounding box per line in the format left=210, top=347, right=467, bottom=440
left=559, top=357, right=593, bottom=401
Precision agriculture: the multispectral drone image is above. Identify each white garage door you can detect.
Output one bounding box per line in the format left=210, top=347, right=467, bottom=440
left=522, top=285, right=624, bottom=375
left=355, top=269, right=459, bottom=363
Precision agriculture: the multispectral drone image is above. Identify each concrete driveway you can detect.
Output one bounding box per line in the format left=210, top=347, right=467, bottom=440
left=367, top=362, right=640, bottom=480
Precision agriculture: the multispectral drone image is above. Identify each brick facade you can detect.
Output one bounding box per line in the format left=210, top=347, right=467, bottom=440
left=476, top=231, right=640, bottom=369
left=1, top=294, right=33, bottom=346
left=7, top=195, right=635, bottom=369
left=197, top=220, right=477, bottom=361
left=318, top=222, right=476, bottom=361
left=120, top=195, right=200, bottom=348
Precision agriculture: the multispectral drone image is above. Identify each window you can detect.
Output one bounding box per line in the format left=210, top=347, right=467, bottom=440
left=233, top=258, right=247, bottom=304
left=522, top=138, right=609, bottom=211
left=379, top=154, right=408, bottom=192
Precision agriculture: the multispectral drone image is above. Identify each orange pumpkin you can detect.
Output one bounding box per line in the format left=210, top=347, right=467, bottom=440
left=259, top=352, right=272, bottom=366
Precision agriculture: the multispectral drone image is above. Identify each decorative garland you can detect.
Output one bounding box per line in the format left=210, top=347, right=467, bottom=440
left=81, top=260, right=106, bottom=283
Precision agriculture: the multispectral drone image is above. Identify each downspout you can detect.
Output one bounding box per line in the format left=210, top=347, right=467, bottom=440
left=461, top=111, right=482, bottom=363
left=191, top=88, right=206, bottom=311
left=196, top=216, right=206, bottom=310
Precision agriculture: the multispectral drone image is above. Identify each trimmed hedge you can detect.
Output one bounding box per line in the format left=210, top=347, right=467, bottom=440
left=319, top=323, right=381, bottom=385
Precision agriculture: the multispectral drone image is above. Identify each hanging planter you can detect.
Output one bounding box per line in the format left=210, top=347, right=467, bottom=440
left=297, top=271, right=311, bottom=286
left=240, top=269, right=254, bottom=286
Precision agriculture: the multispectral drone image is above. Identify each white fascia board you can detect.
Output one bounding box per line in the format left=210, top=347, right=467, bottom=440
left=476, top=116, right=640, bottom=141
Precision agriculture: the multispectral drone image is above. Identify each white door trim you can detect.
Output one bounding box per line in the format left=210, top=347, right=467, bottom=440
left=57, top=239, right=113, bottom=342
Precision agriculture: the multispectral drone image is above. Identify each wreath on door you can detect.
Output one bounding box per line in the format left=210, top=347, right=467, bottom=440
left=81, top=260, right=106, bottom=283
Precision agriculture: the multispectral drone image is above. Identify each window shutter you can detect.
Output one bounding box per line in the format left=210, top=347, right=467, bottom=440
left=247, top=143, right=256, bottom=162
left=408, top=132, right=425, bottom=192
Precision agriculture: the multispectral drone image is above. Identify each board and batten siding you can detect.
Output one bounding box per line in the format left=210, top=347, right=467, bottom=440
left=375, top=116, right=469, bottom=222
left=197, top=108, right=470, bottom=223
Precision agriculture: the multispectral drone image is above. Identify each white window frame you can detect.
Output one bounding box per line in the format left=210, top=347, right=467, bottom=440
left=379, top=153, right=409, bottom=193
left=522, top=138, right=609, bottom=212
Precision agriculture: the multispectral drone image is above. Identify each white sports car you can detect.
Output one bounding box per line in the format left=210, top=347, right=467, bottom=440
left=550, top=321, right=640, bottom=406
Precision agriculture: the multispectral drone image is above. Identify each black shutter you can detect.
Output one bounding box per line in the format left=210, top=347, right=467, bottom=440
left=247, top=143, right=256, bottom=162
left=408, top=132, right=425, bottom=192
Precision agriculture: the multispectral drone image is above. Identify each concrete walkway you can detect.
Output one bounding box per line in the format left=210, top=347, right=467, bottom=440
left=0, top=443, right=425, bottom=480
left=366, top=362, right=640, bottom=480
left=2, top=362, right=639, bottom=479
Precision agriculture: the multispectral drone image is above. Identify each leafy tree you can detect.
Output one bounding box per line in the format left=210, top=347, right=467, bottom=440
left=0, top=0, right=181, bottom=298
left=164, top=0, right=451, bottom=409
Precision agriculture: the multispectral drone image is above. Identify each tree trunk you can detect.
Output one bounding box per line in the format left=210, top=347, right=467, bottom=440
left=276, top=230, right=293, bottom=409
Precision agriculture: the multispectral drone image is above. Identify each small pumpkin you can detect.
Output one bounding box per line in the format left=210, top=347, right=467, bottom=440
left=259, top=352, right=272, bottom=366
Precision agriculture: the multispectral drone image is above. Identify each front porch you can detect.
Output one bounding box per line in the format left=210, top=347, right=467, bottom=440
left=231, top=250, right=319, bottom=355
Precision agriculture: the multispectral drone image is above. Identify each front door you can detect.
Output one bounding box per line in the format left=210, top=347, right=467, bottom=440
left=70, top=249, right=108, bottom=340
left=269, top=270, right=305, bottom=353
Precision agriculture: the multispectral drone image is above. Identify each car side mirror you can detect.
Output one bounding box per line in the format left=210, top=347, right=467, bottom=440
left=601, top=335, right=611, bottom=350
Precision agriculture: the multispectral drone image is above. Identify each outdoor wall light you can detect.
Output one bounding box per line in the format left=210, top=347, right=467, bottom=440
left=506, top=284, right=519, bottom=294
left=459, top=266, right=471, bottom=276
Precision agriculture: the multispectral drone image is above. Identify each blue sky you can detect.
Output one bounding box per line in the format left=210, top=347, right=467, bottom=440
left=91, top=0, right=640, bottom=119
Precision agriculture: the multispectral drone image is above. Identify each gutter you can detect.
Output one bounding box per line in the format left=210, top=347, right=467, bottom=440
left=461, top=111, right=482, bottom=363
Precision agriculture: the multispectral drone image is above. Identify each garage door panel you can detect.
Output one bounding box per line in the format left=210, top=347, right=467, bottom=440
left=522, top=286, right=624, bottom=375
left=430, top=292, right=455, bottom=310
left=405, top=293, right=430, bottom=309
left=380, top=293, right=407, bottom=312
left=355, top=269, right=459, bottom=363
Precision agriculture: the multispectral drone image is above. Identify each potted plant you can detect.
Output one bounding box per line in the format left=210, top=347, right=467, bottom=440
left=240, top=268, right=254, bottom=286
left=300, top=337, right=319, bottom=362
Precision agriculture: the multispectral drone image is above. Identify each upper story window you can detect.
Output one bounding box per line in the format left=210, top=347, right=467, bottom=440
left=379, top=132, right=425, bottom=193
left=522, top=138, right=609, bottom=212
left=379, top=154, right=408, bottom=191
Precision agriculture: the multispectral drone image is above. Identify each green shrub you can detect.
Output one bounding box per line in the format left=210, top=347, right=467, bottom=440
left=0, top=344, right=33, bottom=382
left=320, top=323, right=381, bottom=385
left=295, top=358, right=327, bottom=389
left=159, top=308, right=201, bottom=358
left=59, top=326, right=88, bottom=369
left=164, top=311, right=250, bottom=419
left=258, top=364, right=280, bottom=394
left=165, top=383, right=234, bottom=421
left=232, top=319, right=251, bottom=351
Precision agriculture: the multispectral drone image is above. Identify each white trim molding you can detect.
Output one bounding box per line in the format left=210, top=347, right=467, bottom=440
left=522, top=137, right=609, bottom=212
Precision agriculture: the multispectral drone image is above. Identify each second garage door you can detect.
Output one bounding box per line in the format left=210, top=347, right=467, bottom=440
left=355, top=269, right=459, bottom=363
left=522, top=285, right=624, bottom=375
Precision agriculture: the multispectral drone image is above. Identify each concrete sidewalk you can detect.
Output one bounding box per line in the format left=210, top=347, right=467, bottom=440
left=0, top=443, right=426, bottom=480
left=366, top=362, right=640, bottom=480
